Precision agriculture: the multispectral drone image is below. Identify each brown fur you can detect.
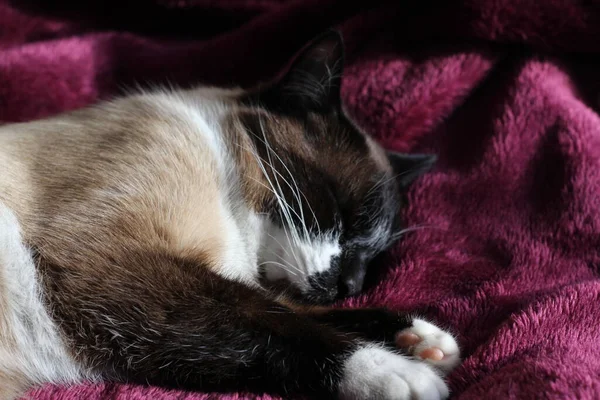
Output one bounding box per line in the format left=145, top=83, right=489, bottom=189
left=0, top=31, right=433, bottom=398
left=232, top=104, right=385, bottom=235
left=0, top=87, right=389, bottom=395
left=1, top=94, right=243, bottom=271
left=227, top=105, right=385, bottom=215
left=0, top=92, right=256, bottom=395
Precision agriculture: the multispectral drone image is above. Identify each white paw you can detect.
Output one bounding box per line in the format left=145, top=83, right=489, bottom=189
left=339, top=345, right=449, bottom=400
left=395, top=318, right=460, bottom=374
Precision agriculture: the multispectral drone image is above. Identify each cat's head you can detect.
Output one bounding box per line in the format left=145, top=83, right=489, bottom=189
left=233, top=31, right=435, bottom=304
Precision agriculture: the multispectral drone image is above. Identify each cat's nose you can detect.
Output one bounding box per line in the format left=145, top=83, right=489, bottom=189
left=338, top=257, right=367, bottom=297
left=339, top=274, right=365, bottom=297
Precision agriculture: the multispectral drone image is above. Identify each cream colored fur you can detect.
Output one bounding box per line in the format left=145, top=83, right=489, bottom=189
left=0, top=85, right=449, bottom=400
left=0, top=202, right=94, bottom=398
left=0, top=88, right=265, bottom=397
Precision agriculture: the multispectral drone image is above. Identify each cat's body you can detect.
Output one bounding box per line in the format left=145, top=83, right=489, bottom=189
left=0, top=32, right=460, bottom=399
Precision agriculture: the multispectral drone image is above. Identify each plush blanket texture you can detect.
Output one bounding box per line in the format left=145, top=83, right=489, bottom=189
left=2, top=0, right=600, bottom=399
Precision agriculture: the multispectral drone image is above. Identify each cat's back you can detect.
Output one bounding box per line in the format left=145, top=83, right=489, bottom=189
left=0, top=89, right=259, bottom=282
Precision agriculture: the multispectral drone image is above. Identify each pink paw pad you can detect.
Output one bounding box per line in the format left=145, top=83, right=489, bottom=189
left=395, top=332, right=444, bottom=361
left=392, top=319, right=461, bottom=374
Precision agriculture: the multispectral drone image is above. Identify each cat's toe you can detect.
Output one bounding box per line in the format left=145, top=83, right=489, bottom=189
left=339, top=345, right=449, bottom=400
left=395, top=318, right=460, bottom=374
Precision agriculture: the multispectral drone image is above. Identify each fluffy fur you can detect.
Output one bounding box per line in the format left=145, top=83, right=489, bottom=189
left=4, top=1, right=600, bottom=399
left=0, top=203, right=95, bottom=398
left=0, top=31, right=459, bottom=399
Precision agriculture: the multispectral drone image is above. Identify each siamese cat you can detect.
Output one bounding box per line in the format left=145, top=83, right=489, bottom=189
left=0, top=31, right=460, bottom=399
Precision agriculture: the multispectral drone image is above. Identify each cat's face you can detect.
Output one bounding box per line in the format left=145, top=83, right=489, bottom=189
left=237, top=32, right=435, bottom=304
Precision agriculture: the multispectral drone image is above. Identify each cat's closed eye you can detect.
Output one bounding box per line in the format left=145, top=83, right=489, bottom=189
left=0, top=28, right=455, bottom=400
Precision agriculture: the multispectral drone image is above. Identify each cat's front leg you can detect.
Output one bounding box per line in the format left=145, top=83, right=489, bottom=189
left=42, top=249, right=455, bottom=400
left=260, top=302, right=460, bottom=399
left=305, top=307, right=461, bottom=374
left=322, top=311, right=461, bottom=400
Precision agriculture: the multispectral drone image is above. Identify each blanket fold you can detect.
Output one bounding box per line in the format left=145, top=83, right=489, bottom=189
left=1, top=0, right=599, bottom=398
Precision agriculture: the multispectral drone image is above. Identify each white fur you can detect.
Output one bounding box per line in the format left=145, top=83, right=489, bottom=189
left=0, top=85, right=454, bottom=398
left=399, top=318, right=461, bottom=373
left=179, top=89, right=343, bottom=292
left=350, top=222, right=390, bottom=250
left=339, top=345, right=449, bottom=400
left=339, top=318, right=461, bottom=400
left=0, top=202, right=95, bottom=390
left=150, top=88, right=264, bottom=286
left=186, top=87, right=346, bottom=293
left=260, top=221, right=341, bottom=292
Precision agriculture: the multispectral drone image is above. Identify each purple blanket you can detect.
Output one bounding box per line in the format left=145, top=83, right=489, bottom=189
left=1, top=0, right=600, bottom=398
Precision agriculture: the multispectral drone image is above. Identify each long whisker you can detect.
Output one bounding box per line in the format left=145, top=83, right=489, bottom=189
left=237, top=140, right=296, bottom=237
left=366, top=173, right=388, bottom=197
left=370, top=164, right=431, bottom=195
left=277, top=209, right=304, bottom=271
left=258, top=261, right=299, bottom=276
left=266, top=250, right=303, bottom=274
left=238, top=150, right=309, bottom=228
left=265, top=232, right=292, bottom=258
left=299, top=190, right=321, bottom=236
left=391, top=225, right=440, bottom=241
left=269, top=148, right=321, bottom=236
left=248, top=173, right=302, bottom=270
left=236, top=141, right=300, bottom=245
left=249, top=118, right=312, bottom=241
left=256, top=115, right=304, bottom=270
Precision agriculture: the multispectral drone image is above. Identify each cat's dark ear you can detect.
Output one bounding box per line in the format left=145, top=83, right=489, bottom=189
left=268, top=30, right=344, bottom=113
left=388, top=152, right=437, bottom=188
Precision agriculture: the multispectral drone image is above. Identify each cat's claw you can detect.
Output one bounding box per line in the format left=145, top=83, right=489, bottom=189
left=395, top=318, right=461, bottom=374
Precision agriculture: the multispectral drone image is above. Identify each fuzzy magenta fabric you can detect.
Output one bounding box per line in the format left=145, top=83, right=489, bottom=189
left=2, top=0, right=600, bottom=399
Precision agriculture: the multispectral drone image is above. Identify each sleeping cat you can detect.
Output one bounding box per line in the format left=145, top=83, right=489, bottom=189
left=0, top=31, right=460, bottom=399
